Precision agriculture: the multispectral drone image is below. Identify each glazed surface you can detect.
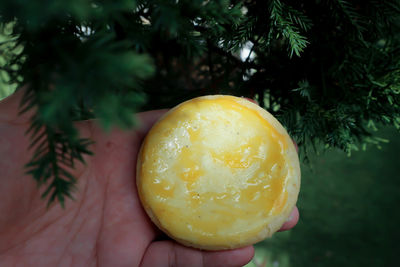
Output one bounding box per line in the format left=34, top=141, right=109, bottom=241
left=138, top=96, right=298, bottom=248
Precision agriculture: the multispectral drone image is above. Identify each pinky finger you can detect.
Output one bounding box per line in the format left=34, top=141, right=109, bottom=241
left=140, top=240, right=254, bottom=267
left=278, top=206, right=300, bottom=232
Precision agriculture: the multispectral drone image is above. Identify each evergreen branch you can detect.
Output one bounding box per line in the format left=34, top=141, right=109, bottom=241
left=293, top=80, right=313, bottom=102
left=283, top=26, right=309, bottom=58
left=12, top=23, right=154, bottom=207
left=335, top=0, right=367, bottom=39
left=285, top=4, right=313, bottom=31
left=269, top=0, right=309, bottom=57
left=371, top=0, right=400, bottom=30
left=20, top=87, right=93, bottom=207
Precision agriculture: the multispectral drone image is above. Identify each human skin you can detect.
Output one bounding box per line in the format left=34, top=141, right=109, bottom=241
left=0, top=90, right=299, bottom=267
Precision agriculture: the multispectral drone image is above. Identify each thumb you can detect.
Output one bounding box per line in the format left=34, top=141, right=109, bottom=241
left=140, top=240, right=254, bottom=267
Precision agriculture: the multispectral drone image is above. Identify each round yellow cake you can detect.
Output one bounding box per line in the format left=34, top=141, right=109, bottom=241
left=137, top=95, right=300, bottom=250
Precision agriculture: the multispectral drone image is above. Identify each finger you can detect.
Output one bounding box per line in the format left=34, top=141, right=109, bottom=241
left=278, top=206, right=299, bottom=232
left=243, top=97, right=258, bottom=105
left=140, top=240, right=254, bottom=267
left=136, top=109, right=169, bottom=137
left=292, top=140, right=298, bottom=153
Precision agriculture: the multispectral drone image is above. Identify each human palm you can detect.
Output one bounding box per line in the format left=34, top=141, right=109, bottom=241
left=0, top=91, right=297, bottom=267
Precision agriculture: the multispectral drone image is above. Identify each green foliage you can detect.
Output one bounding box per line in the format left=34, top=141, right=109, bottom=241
left=0, top=0, right=399, bottom=206
left=0, top=22, right=19, bottom=98
left=25, top=121, right=93, bottom=208
left=269, top=0, right=311, bottom=57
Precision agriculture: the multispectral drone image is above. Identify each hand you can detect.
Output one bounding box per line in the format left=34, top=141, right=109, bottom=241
left=0, top=90, right=299, bottom=267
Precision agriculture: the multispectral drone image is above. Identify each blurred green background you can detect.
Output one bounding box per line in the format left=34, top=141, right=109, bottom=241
left=247, top=127, right=400, bottom=267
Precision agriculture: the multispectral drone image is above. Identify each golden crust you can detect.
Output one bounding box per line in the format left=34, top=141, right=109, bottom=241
left=136, top=95, right=301, bottom=250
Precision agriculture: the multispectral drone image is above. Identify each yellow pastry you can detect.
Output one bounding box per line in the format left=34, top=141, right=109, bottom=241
left=137, top=95, right=300, bottom=250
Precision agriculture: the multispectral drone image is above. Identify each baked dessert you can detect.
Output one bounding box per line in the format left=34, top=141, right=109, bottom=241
left=137, top=95, right=300, bottom=250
